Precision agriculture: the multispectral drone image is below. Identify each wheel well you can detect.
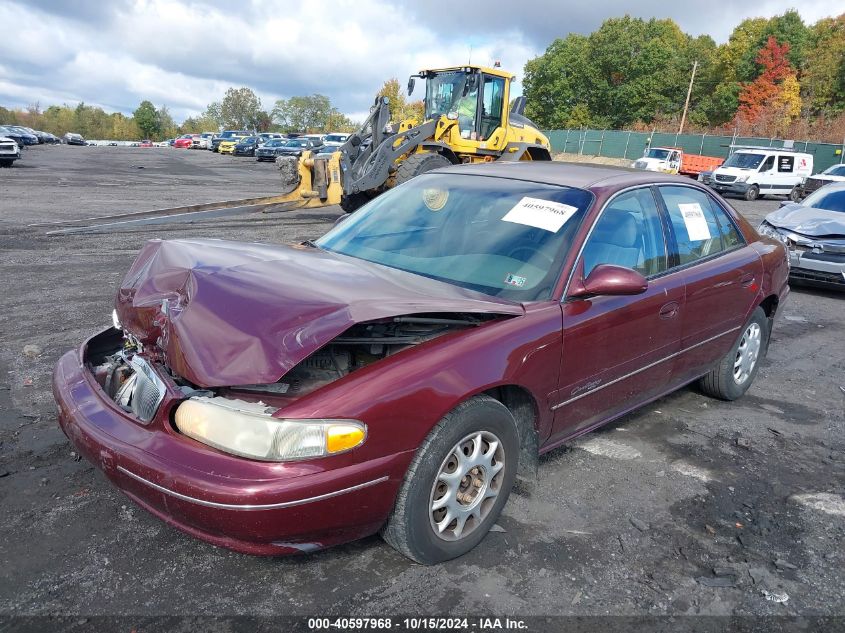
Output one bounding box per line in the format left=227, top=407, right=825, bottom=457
left=526, top=146, right=552, bottom=161
left=418, top=143, right=460, bottom=165
left=759, top=294, right=779, bottom=319
left=484, top=385, right=539, bottom=480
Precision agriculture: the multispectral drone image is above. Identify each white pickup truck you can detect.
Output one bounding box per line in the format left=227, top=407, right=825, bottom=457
left=0, top=135, right=20, bottom=167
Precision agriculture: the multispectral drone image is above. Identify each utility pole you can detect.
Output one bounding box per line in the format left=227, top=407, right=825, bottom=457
left=678, top=60, right=698, bottom=136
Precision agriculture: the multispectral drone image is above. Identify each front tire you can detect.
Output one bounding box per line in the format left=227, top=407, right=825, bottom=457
left=394, top=152, right=453, bottom=187
left=789, top=186, right=801, bottom=202
left=381, top=395, right=519, bottom=564
left=699, top=307, right=769, bottom=401
left=744, top=184, right=760, bottom=201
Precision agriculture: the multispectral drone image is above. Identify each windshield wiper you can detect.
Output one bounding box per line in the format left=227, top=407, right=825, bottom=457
left=301, top=239, right=319, bottom=248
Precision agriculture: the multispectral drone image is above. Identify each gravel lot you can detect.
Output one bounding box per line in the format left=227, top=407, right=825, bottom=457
left=1, top=146, right=843, bottom=622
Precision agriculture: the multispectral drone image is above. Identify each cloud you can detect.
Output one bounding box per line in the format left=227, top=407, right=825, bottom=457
left=0, top=0, right=838, bottom=123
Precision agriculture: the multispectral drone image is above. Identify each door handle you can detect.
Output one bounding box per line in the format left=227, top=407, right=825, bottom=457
left=740, top=273, right=755, bottom=288
left=659, top=301, right=679, bottom=319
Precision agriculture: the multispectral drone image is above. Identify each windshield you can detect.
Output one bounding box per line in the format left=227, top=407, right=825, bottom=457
left=317, top=173, right=593, bottom=301
left=285, top=140, right=307, bottom=147
left=822, top=165, right=845, bottom=177
left=645, top=149, right=671, bottom=160
left=324, top=134, right=346, bottom=143
left=265, top=140, right=284, bottom=147
left=723, top=152, right=765, bottom=170
left=803, top=188, right=845, bottom=213
left=425, top=71, right=467, bottom=119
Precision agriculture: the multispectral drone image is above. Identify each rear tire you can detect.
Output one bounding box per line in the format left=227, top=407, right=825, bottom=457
left=0, top=160, right=13, bottom=168
left=744, top=184, right=759, bottom=201
left=789, top=186, right=801, bottom=202
left=381, top=395, right=519, bottom=565
left=394, top=152, right=453, bottom=187
left=699, top=307, right=769, bottom=401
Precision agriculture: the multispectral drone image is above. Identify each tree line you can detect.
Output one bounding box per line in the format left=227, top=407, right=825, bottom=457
left=0, top=87, right=363, bottom=141
left=523, top=11, right=845, bottom=141
left=0, top=76, right=426, bottom=141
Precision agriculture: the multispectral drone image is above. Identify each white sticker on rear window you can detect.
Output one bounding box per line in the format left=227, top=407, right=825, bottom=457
left=501, top=197, right=579, bottom=233
left=678, top=202, right=711, bottom=241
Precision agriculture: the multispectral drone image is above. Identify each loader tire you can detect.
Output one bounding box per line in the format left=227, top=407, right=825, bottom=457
left=394, top=152, right=452, bottom=187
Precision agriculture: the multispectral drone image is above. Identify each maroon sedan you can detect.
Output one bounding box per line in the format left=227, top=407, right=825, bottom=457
left=53, top=163, right=789, bottom=563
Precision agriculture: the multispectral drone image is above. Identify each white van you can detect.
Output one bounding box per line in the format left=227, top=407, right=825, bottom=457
left=710, top=147, right=813, bottom=201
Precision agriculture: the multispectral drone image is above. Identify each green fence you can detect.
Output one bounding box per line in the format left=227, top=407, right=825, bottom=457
left=545, top=129, right=845, bottom=173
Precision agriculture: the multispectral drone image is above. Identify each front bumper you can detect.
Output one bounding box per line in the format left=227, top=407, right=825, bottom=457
left=711, top=181, right=750, bottom=196
left=52, top=330, right=410, bottom=555
left=218, top=146, right=236, bottom=154
left=788, top=250, right=845, bottom=290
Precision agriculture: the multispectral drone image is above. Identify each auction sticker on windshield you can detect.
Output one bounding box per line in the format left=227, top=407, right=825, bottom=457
left=502, top=197, right=578, bottom=233
left=678, top=202, right=711, bottom=241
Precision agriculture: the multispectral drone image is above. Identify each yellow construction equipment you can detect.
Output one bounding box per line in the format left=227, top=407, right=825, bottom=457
left=276, top=64, right=553, bottom=213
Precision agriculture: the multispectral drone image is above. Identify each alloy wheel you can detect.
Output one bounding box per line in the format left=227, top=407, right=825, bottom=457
left=429, top=431, right=505, bottom=541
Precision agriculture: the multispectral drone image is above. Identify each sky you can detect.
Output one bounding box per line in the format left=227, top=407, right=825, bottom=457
left=0, top=0, right=840, bottom=123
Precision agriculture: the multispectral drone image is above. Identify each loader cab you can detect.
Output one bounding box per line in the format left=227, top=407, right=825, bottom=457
left=417, top=66, right=509, bottom=145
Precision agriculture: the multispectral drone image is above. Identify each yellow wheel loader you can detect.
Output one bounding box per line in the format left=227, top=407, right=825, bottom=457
left=276, top=64, right=553, bottom=213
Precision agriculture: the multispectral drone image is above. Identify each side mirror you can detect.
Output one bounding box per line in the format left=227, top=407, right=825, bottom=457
left=570, top=264, right=648, bottom=298
left=407, top=76, right=415, bottom=96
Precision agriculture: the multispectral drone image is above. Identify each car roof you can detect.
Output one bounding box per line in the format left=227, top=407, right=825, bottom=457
left=435, top=161, right=699, bottom=192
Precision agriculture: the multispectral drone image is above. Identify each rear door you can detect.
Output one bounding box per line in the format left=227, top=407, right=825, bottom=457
left=655, top=185, right=762, bottom=384
left=550, top=186, right=685, bottom=441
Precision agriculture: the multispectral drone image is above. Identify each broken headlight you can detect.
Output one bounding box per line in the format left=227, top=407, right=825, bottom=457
left=174, top=396, right=366, bottom=461
left=758, top=222, right=787, bottom=244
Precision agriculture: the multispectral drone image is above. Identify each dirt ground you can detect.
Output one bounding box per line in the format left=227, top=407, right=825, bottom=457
left=0, top=146, right=843, bottom=623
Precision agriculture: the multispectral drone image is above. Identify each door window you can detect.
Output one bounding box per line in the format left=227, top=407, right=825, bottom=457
left=659, top=186, right=735, bottom=265
left=580, top=188, right=667, bottom=278
left=759, top=156, right=775, bottom=172
left=479, top=75, right=505, bottom=140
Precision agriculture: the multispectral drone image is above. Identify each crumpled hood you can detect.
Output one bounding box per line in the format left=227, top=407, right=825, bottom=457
left=766, top=204, right=845, bottom=238
left=115, top=238, right=523, bottom=388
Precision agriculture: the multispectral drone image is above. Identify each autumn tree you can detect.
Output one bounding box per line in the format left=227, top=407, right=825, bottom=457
left=803, top=14, right=845, bottom=113
left=736, top=37, right=800, bottom=135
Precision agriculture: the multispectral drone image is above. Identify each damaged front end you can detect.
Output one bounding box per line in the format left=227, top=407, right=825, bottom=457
left=89, top=309, right=504, bottom=459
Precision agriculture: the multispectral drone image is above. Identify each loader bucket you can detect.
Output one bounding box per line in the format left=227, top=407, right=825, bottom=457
left=274, top=152, right=344, bottom=209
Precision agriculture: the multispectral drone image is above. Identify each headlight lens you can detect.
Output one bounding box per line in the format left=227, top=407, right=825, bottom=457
left=758, top=222, right=786, bottom=243
left=735, top=175, right=749, bottom=183
left=174, top=396, right=366, bottom=461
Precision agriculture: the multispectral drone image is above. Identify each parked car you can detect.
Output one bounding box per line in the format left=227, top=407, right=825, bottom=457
left=0, top=135, right=21, bottom=167
left=53, top=163, right=789, bottom=563
left=313, top=145, right=340, bottom=158
left=0, top=126, right=29, bottom=148
left=189, top=132, right=213, bottom=149
left=323, top=133, right=350, bottom=147
left=233, top=136, right=260, bottom=156
left=218, top=136, right=248, bottom=154
left=210, top=130, right=251, bottom=152
left=799, top=163, right=845, bottom=198
left=254, top=139, right=288, bottom=161
left=275, top=137, right=322, bottom=157
left=63, top=133, right=86, bottom=146
left=156, top=140, right=170, bottom=147
left=173, top=134, right=194, bottom=149
left=6, top=126, right=38, bottom=145
left=258, top=132, right=285, bottom=144
left=710, top=147, right=813, bottom=201
left=139, top=139, right=154, bottom=148
left=759, top=181, right=845, bottom=290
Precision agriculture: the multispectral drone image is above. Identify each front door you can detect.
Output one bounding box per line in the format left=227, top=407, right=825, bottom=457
left=550, top=187, right=684, bottom=441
